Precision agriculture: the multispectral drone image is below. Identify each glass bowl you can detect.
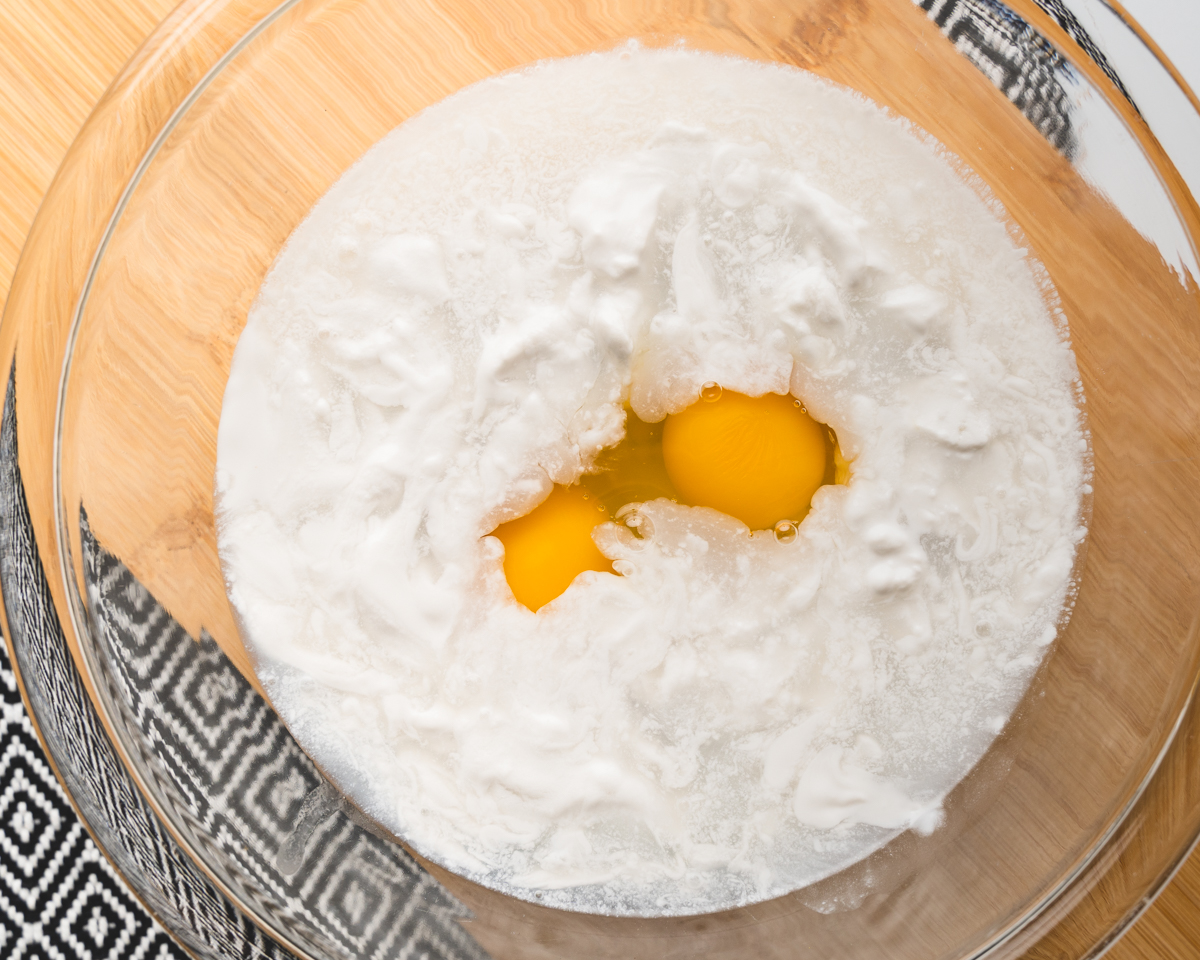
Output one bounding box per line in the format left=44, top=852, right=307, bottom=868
left=2, top=0, right=1198, bottom=958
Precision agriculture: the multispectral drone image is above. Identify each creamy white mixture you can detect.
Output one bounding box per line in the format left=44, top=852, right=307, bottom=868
left=216, top=47, right=1087, bottom=916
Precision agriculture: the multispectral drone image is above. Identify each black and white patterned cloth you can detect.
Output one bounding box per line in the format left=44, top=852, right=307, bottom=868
left=80, top=514, right=484, bottom=960
left=1, top=361, right=490, bottom=960
left=0, top=1, right=1126, bottom=956
left=1, top=635, right=186, bottom=959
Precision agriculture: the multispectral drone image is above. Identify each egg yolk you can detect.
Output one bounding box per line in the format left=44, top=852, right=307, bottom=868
left=490, top=484, right=612, bottom=612
left=489, top=387, right=845, bottom=612
left=662, top=389, right=828, bottom=532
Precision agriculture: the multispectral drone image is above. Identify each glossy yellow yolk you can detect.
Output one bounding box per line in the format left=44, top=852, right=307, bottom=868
left=662, top=389, right=828, bottom=532
left=491, top=484, right=612, bottom=612
left=489, top=388, right=843, bottom=612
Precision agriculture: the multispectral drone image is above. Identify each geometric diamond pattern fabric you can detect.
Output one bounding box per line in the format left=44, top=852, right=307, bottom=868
left=0, top=362, right=484, bottom=960
left=0, top=370, right=304, bottom=960
left=915, top=0, right=1142, bottom=159
left=81, top=518, right=487, bottom=960
left=917, top=0, right=1080, bottom=155
left=84, top=525, right=324, bottom=830
left=0, top=637, right=187, bottom=960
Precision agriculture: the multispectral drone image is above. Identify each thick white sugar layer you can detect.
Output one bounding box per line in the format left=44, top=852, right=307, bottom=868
left=216, top=47, right=1087, bottom=916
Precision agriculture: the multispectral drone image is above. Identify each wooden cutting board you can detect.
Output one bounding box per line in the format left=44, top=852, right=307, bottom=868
left=1, top=1, right=1197, bottom=958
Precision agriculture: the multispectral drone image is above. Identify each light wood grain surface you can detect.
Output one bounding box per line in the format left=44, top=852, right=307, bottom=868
left=2, top=1, right=1198, bottom=958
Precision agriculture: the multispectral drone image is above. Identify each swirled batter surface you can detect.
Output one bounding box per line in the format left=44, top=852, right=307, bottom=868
left=216, top=47, right=1087, bottom=915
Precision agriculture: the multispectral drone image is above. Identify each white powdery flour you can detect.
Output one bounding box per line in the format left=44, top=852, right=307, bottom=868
left=216, top=47, right=1087, bottom=915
